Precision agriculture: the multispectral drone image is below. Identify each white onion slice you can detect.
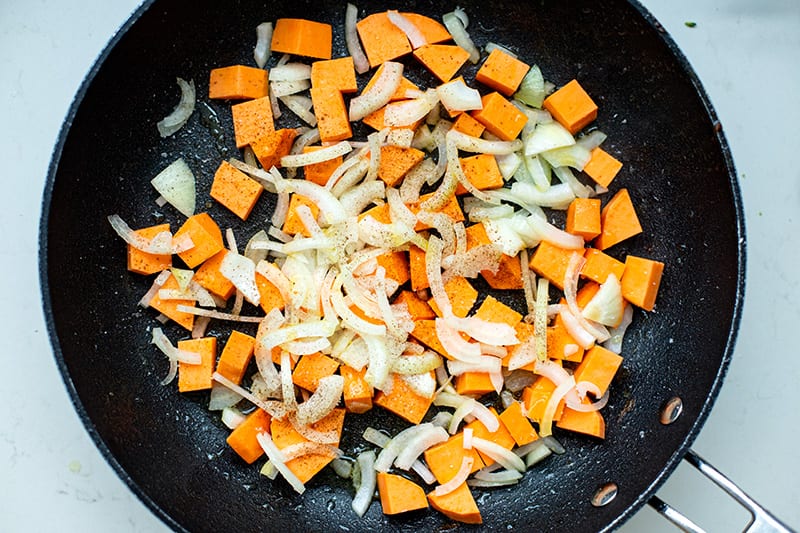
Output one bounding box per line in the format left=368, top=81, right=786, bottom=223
left=273, top=179, right=347, bottom=226
left=349, top=62, right=404, bottom=121
left=254, top=22, right=273, bottom=68
left=345, top=4, right=370, bottom=74
left=448, top=397, right=476, bottom=434
left=435, top=456, right=474, bottom=496
left=401, top=372, right=436, bottom=399
left=394, top=425, right=448, bottom=470
left=280, top=441, right=342, bottom=462
left=212, top=373, right=287, bottom=418
left=449, top=129, right=523, bottom=155
left=581, top=273, right=624, bottom=327
left=256, top=432, right=306, bottom=494
left=362, top=335, right=393, bottom=391
left=177, top=305, right=263, bottom=323
left=287, top=412, right=340, bottom=444
left=603, top=303, right=633, bottom=354
left=157, top=78, right=195, bottom=138
left=447, top=356, right=502, bottom=376
left=150, top=158, right=196, bottom=217
left=392, top=351, right=442, bottom=375
left=221, top=406, right=246, bottom=429
left=472, top=437, right=526, bottom=472
left=107, top=214, right=193, bottom=254
left=279, top=95, right=317, bottom=126
left=534, top=277, right=549, bottom=361
left=524, top=121, right=576, bottom=156
left=442, top=11, right=479, bottom=64
left=564, top=253, right=611, bottom=342
left=139, top=270, right=171, bottom=307
left=473, top=467, right=523, bottom=484
left=435, top=318, right=482, bottom=363
left=387, top=10, right=427, bottom=48
left=384, top=90, right=438, bottom=127
left=539, top=379, right=575, bottom=437
left=375, top=423, right=435, bottom=472
left=437, top=79, right=482, bottom=112
left=269, top=63, right=312, bottom=82
left=280, top=141, right=352, bottom=168
left=446, top=315, right=519, bottom=346
left=270, top=79, right=311, bottom=97
left=296, top=375, right=344, bottom=425
left=219, top=252, right=260, bottom=306
left=351, top=450, right=376, bottom=517
left=151, top=327, right=201, bottom=365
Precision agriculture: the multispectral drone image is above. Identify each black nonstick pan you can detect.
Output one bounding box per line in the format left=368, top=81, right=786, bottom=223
left=41, top=0, right=748, bottom=531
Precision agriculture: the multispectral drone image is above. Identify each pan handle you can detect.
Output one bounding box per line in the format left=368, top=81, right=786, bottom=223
left=647, top=450, right=795, bottom=533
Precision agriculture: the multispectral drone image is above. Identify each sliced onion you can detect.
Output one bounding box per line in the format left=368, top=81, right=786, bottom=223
left=273, top=179, right=347, bottom=226
left=260, top=319, right=336, bottom=351
left=270, top=79, right=311, bottom=97
left=435, top=456, right=474, bottom=496
left=394, top=425, right=448, bottom=470
left=449, top=129, right=523, bottom=155
left=387, top=10, right=427, bottom=48
left=107, top=214, right=193, bottom=254
left=191, top=315, right=211, bottom=339
left=446, top=315, right=519, bottom=346
left=484, top=41, right=517, bottom=58
left=345, top=3, right=370, bottom=74
left=330, top=281, right=386, bottom=337
left=564, top=253, right=611, bottom=342
left=209, top=381, right=242, bottom=411
left=139, top=270, right=171, bottom=307
left=442, top=11, right=479, bottom=64
left=280, top=141, right=352, bottom=168
left=470, top=402, right=500, bottom=432
left=385, top=128, right=415, bottom=147
left=221, top=406, right=246, bottom=429
left=375, top=424, right=430, bottom=472
left=362, top=335, right=393, bottom=391
left=151, top=327, right=201, bottom=365
left=280, top=441, right=342, bottom=462
left=363, top=426, right=392, bottom=448
left=349, top=62, right=404, bottom=121
left=384, top=91, right=438, bottom=127
left=582, top=273, right=624, bottom=327
left=472, top=437, right=526, bottom=472
left=553, top=165, right=595, bottom=198
left=256, top=432, right=306, bottom=494
left=269, top=63, right=312, bottom=82
left=255, top=261, right=291, bottom=307
left=539, top=378, right=574, bottom=437
left=448, top=397, right=476, bottom=434
left=351, top=450, right=376, bottom=517
left=577, top=130, right=608, bottom=151
left=392, top=351, right=442, bottom=374
left=296, top=375, right=344, bottom=425
left=524, top=121, right=576, bottom=157
left=436, top=318, right=482, bottom=363
left=219, top=252, right=260, bottom=306
left=603, top=303, right=633, bottom=354
left=523, top=442, right=553, bottom=468
left=534, top=277, right=549, bottom=361
left=447, top=356, right=502, bottom=376
left=401, top=372, right=436, bottom=399
left=566, top=389, right=610, bottom=413
left=227, top=158, right=278, bottom=193
left=279, top=95, right=317, bottom=126
left=472, top=468, right=523, bottom=484
left=503, top=181, right=575, bottom=210
left=212, top=373, right=287, bottom=418
left=254, top=22, right=273, bottom=68
left=437, top=79, right=482, bottom=112
left=157, top=78, right=195, bottom=138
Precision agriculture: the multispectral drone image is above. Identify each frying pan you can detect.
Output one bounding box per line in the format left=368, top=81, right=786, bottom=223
left=40, top=0, right=746, bottom=531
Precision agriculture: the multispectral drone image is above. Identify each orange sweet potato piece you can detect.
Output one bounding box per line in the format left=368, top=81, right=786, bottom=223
left=401, top=13, right=451, bottom=44
left=251, top=128, right=298, bottom=170
left=413, top=44, right=470, bottom=83
left=231, top=96, right=274, bottom=149
left=377, top=145, right=425, bottom=187
left=292, top=352, right=340, bottom=392
left=310, top=87, right=352, bottom=142
left=503, top=322, right=536, bottom=370
left=499, top=401, right=539, bottom=446
left=127, top=224, right=171, bottom=275
left=210, top=160, right=263, bottom=221
left=410, top=319, right=453, bottom=360
left=424, top=432, right=484, bottom=484
left=547, top=313, right=585, bottom=363
left=475, top=48, right=530, bottom=96
left=310, top=56, right=357, bottom=93
left=452, top=112, right=485, bottom=137
left=341, top=365, right=373, bottom=414
left=523, top=376, right=565, bottom=424
left=175, top=213, right=224, bottom=269
left=411, top=192, right=465, bottom=231
left=566, top=197, right=601, bottom=241
left=543, top=79, right=598, bottom=135
left=455, top=372, right=495, bottom=397
left=271, top=18, right=332, bottom=60
left=474, top=295, right=522, bottom=327
left=583, top=147, right=623, bottom=188
left=428, top=482, right=482, bottom=524
left=256, top=272, right=286, bottom=313
left=270, top=408, right=345, bottom=483
left=408, top=244, right=429, bottom=292
left=226, top=408, right=272, bottom=464
left=282, top=194, right=320, bottom=237
left=357, top=12, right=413, bottom=67
left=465, top=408, right=515, bottom=467
left=428, top=276, right=478, bottom=318
left=573, top=345, right=623, bottom=396
left=216, top=330, right=255, bottom=384
left=556, top=403, right=606, bottom=439
left=377, top=251, right=410, bottom=286
left=302, top=147, right=343, bottom=186
left=373, top=373, right=433, bottom=424
left=209, top=65, right=269, bottom=100
left=148, top=273, right=195, bottom=331
left=620, top=255, right=664, bottom=311
left=177, top=337, right=216, bottom=392
left=528, top=241, right=578, bottom=290
left=582, top=248, right=626, bottom=285
left=393, top=290, right=435, bottom=320
left=455, top=154, right=504, bottom=195
left=465, top=223, right=523, bottom=290
left=471, top=92, right=528, bottom=141
left=194, top=250, right=235, bottom=300
left=377, top=472, right=429, bottom=515
left=594, top=188, right=642, bottom=251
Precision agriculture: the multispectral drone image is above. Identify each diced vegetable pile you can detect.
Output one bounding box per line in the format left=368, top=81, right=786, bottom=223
left=110, top=5, right=666, bottom=525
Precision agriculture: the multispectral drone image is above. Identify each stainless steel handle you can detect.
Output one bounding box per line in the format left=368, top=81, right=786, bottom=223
left=648, top=449, right=795, bottom=533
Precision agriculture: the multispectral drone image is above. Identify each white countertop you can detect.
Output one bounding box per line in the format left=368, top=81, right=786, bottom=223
left=1, top=1, right=798, bottom=531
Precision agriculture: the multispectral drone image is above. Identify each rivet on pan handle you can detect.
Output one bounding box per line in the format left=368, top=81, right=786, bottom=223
left=648, top=450, right=795, bottom=533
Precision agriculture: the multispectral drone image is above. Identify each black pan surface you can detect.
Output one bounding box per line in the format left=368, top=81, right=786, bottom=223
left=41, top=0, right=744, bottom=531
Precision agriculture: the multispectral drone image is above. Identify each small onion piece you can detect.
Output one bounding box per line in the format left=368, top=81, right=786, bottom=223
left=212, top=373, right=287, bottom=419
left=269, top=63, right=312, bottom=82
left=564, top=252, right=611, bottom=342
left=279, top=95, right=317, bottom=126
left=442, top=10, right=479, bottom=64
left=434, top=456, right=474, bottom=496
left=349, top=62, right=404, bottom=121
left=331, top=458, right=353, bottom=479
left=295, top=375, right=344, bottom=425
left=345, top=4, right=370, bottom=74
left=437, top=79, right=482, bottom=113
left=221, top=406, right=246, bottom=429
left=107, top=214, right=193, bottom=255
left=351, top=450, right=376, bottom=517
left=150, top=158, right=196, bottom=217
left=254, top=22, right=273, bottom=68
left=157, top=78, right=196, bottom=138
left=219, top=252, right=260, bottom=305
left=603, top=303, right=634, bottom=354
left=280, top=140, right=352, bottom=168
left=472, top=437, right=526, bottom=472
left=256, top=432, right=306, bottom=494
left=394, top=425, right=448, bottom=470
left=449, top=129, right=523, bottom=155
left=386, top=10, right=427, bottom=48
left=151, top=327, right=201, bottom=365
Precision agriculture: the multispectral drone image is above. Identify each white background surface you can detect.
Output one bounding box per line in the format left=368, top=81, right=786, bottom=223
left=1, top=1, right=798, bottom=531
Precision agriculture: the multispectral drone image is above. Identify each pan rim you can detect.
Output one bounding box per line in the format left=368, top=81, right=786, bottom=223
left=38, top=1, right=746, bottom=531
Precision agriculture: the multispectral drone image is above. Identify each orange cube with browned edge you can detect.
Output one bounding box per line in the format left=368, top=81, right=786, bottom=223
left=566, top=198, right=601, bottom=241
left=292, top=352, right=340, bottom=392
left=465, top=408, right=516, bottom=466
left=428, top=482, right=482, bottom=525
left=594, top=188, right=643, bottom=251
left=428, top=276, right=478, bottom=318
left=193, top=250, right=235, bottom=300
left=364, top=64, right=419, bottom=102
left=310, top=87, right=352, bottom=142
left=424, top=432, right=484, bottom=484
left=148, top=273, right=195, bottom=331
left=310, top=56, right=357, bottom=93
left=465, top=223, right=523, bottom=290
left=413, top=44, right=470, bottom=83
left=256, top=272, right=286, bottom=313
left=529, top=241, right=581, bottom=290
left=282, top=194, right=320, bottom=237
left=471, top=92, right=529, bottom=141
left=341, top=365, right=372, bottom=414
left=543, top=79, right=598, bottom=135
left=356, top=12, right=413, bottom=67
left=251, top=128, right=298, bottom=170
left=210, top=161, right=263, bottom=221
left=547, top=314, right=585, bottom=363
left=475, top=48, right=531, bottom=96
left=573, top=345, right=623, bottom=397
left=377, top=251, right=410, bottom=286
left=582, top=248, right=626, bottom=285
left=226, top=409, right=272, bottom=464
left=452, top=113, right=485, bottom=137
left=393, top=290, right=435, bottom=320
left=177, top=337, right=216, bottom=392
left=557, top=403, right=606, bottom=439
left=374, top=373, right=433, bottom=424
left=455, top=154, right=504, bottom=195
left=302, top=147, right=343, bottom=186
left=231, top=96, right=274, bottom=148
left=209, top=65, right=268, bottom=100
left=127, top=224, right=171, bottom=275
left=271, top=18, right=332, bottom=60
left=174, top=213, right=224, bottom=269
left=523, top=376, right=565, bottom=424
left=271, top=408, right=345, bottom=483
left=216, top=330, right=255, bottom=384
left=621, top=255, right=664, bottom=311
left=377, top=472, right=428, bottom=515
left=499, top=401, right=539, bottom=446
left=455, top=372, right=495, bottom=397
left=377, top=145, right=425, bottom=187
left=583, top=147, right=623, bottom=188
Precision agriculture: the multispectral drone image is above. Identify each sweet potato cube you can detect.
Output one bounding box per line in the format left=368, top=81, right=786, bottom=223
left=292, top=352, right=340, bottom=392
left=529, top=241, right=580, bottom=290
left=413, top=44, right=470, bottom=83
left=210, top=161, right=263, bottom=221
left=302, top=147, right=343, bottom=186
left=341, top=365, right=373, bottom=414
left=583, top=147, right=623, bottom=188
left=282, top=194, right=320, bottom=237
left=393, top=290, right=435, bottom=320
left=427, top=482, right=482, bottom=524
left=582, top=248, right=626, bottom=285
left=148, top=273, right=195, bottom=331
left=378, top=473, right=428, bottom=514
left=310, top=87, right=352, bottom=142
left=177, top=337, right=216, bottom=392
left=455, top=372, right=495, bottom=397
left=465, top=408, right=516, bottom=467
left=357, top=12, right=413, bottom=67
left=471, top=92, right=528, bottom=141
left=452, top=113, right=486, bottom=137
left=566, top=198, right=601, bottom=241
left=423, top=432, right=484, bottom=484
left=255, top=271, right=286, bottom=314
left=194, top=251, right=235, bottom=300
left=556, top=404, right=605, bottom=438
left=310, top=56, right=357, bottom=93
left=474, top=296, right=522, bottom=327
left=499, top=402, right=539, bottom=446
left=127, top=224, right=171, bottom=275
left=475, top=48, right=530, bottom=96
left=410, top=319, right=453, bottom=360
left=408, top=244, right=429, bottom=291
left=503, top=322, right=536, bottom=370
left=377, top=145, right=425, bottom=187
left=573, top=345, right=623, bottom=397
left=373, top=373, right=433, bottom=424
left=209, top=65, right=269, bottom=100
left=465, top=223, right=523, bottom=290
left=594, top=188, right=643, bottom=251
left=621, top=255, right=664, bottom=311
left=547, top=314, right=585, bottom=363
left=543, top=79, right=598, bottom=135
left=523, top=377, right=565, bottom=424
left=174, top=213, right=224, bottom=269
left=455, top=154, right=504, bottom=195
left=216, top=330, right=256, bottom=384
left=231, top=96, right=275, bottom=148
left=251, top=128, right=298, bottom=170
left=428, top=276, right=478, bottom=318
left=411, top=192, right=465, bottom=231
left=377, top=251, right=410, bottom=286
left=402, top=13, right=451, bottom=44
left=226, top=409, right=272, bottom=464
left=271, top=18, right=332, bottom=60
left=271, top=408, right=345, bottom=483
